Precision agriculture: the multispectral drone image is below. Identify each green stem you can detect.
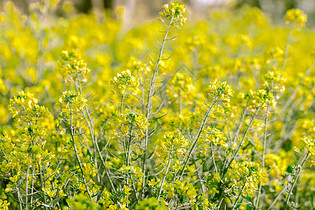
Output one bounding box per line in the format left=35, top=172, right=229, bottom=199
left=126, top=123, right=134, bottom=186
left=121, top=94, right=124, bottom=115
left=16, top=185, right=23, bottom=210
left=268, top=185, right=287, bottom=210
left=69, top=104, right=93, bottom=199
left=76, top=82, right=115, bottom=193
left=179, top=89, right=182, bottom=115
left=285, top=152, right=310, bottom=208
left=178, top=97, right=217, bottom=178
left=39, top=162, right=47, bottom=208
left=222, top=108, right=247, bottom=171
left=222, top=107, right=260, bottom=179
left=232, top=180, right=247, bottom=209
left=281, top=21, right=295, bottom=71
left=25, top=166, right=29, bottom=210
left=211, top=144, right=219, bottom=175
left=157, top=145, right=173, bottom=199
left=255, top=107, right=269, bottom=208
left=141, top=16, right=174, bottom=198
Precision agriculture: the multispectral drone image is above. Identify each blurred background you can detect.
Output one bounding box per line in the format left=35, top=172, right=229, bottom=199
left=1, top=0, right=315, bottom=26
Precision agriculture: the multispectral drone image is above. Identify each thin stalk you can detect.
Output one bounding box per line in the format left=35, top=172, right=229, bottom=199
left=192, top=155, right=206, bottom=193
left=232, top=180, right=247, bottom=209
left=131, top=176, right=139, bottom=201
left=96, top=144, right=115, bottom=193
left=38, top=162, right=47, bottom=208
left=30, top=168, right=34, bottom=208
left=157, top=145, right=173, bottom=199
left=277, top=98, right=301, bottom=149
left=281, top=21, right=295, bottom=71
left=126, top=124, right=134, bottom=186
left=285, top=152, right=310, bottom=208
left=222, top=108, right=247, bottom=171
left=69, top=104, right=93, bottom=199
left=211, top=145, right=219, bottom=174
left=76, top=82, right=97, bottom=167
left=217, top=197, right=224, bottom=209
left=25, top=166, right=29, bottom=210
left=255, top=107, right=269, bottom=208
left=16, top=185, right=23, bottom=210
left=179, top=89, right=182, bottom=115
left=178, top=97, right=217, bottom=178
left=223, top=112, right=232, bottom=142
left=231, top=108, right=248, bottom=143
left=76, top=82, right=115, bottom=193
left=142, top=16, right=174, bottom=198
left=267, top=185, right=287, bottom=210
left=121, top=94, right=124, bottom=115
left=222, top=107, right=260, bottom=179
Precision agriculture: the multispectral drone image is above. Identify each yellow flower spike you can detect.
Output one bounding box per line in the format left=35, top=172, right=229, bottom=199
left=160, top=2, right=186, bottom=27
left=206, top=80, right=233, bottom=102
left=285, top=8, right=307, bottom=27
left=57, top=48, right=90, bottom=84
left=111, top=70, right=139, bottom=95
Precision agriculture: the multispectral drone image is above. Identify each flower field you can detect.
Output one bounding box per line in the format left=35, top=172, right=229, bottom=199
left=0, top=1, right=314, bottom=209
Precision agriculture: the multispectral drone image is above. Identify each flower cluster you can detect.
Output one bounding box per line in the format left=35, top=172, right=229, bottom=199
left=9, top=90, right=55, bottom=134
left=57, top=49, right=90, bottom=84
left=57, top=91, right=87, bottom=127
left=156, top=130, right=188, bottom=158
left=265, top=151, right=293, bottom=178
left=163, top=180, right=198, bottom=206
left=160, top=2, right=186, bottom=26
left=166, top=72, right=196, bottom=101
left=206, top=79, right=233, bottom=102
left=185, top=36, right=204, bottom=51
left=285, top=8, right=307, bottom=26
left=117, top=109, right=149, bottom=139
left=245, top=89, right=277, bottom=110
left=111, top=70, right=139, bottom=95
left=126, top=57, right=151, bottom=75
left=263, top=70, right=286, bottom=93
left=201, top=127, right=228, bottom=149
left=227, top=161, right=268, bottom=198
left=58, top=91, right=87, bottom=113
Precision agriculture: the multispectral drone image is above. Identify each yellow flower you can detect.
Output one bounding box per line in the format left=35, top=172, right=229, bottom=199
left=160, top=2, right=186, bottom=26
left=57, top=49, right=90, bottom=84
left=285, top=8, right=307, bottom=27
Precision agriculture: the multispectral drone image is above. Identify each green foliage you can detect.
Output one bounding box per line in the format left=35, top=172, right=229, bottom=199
left=135, top=197, right=167, bottom=210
